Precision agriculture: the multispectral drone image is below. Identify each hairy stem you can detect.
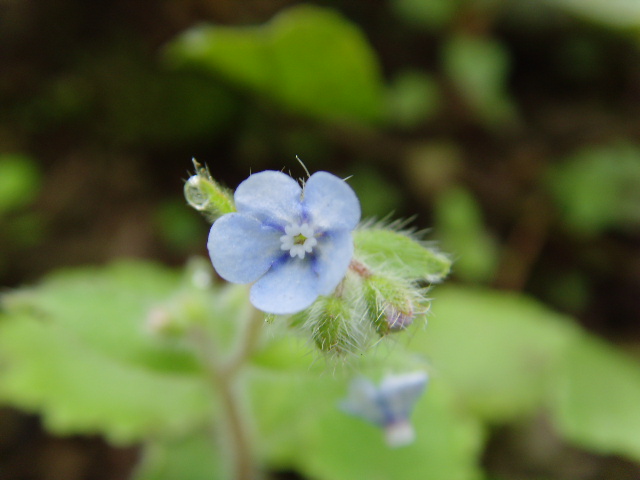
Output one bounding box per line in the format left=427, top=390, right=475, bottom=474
left=215, top=369, right=256, bottom=480
left=223, top=306, right=266, bottom=377
left=192, top=304, right=265, bottom=480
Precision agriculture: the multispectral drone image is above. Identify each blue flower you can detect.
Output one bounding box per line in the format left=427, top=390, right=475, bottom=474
left=207, top=170, right=361, bottom=314
left=340, top=372, right=429, bottom=447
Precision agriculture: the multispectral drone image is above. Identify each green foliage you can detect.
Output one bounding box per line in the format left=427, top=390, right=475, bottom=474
left=408, top=285, right=640, bottom=464
left=155, top=199, right=208, bottom=253
left=547, top=143, right=640, bottom=235
left=443, top=34, right=516, bottom=126
left=0, top=262, right=214, bottom=444
left=353, top=227, right=452, bottom=282
left=550, top=335, right=640, bottom=462
left=0, top=154, right=41, bottom=215
left=347, top=167, right=403, bottom=218
left=392, top=0, right=461, bottom=30
left=133, top=431, right=228, bottom=480
left=165, top=5, right=384, bottom=124
left=2, top=258, right=640, bottom=477
left=434, top=187, right=500, bottom=283
left=410, top=286, right=577, bottom=421
left=386, top=70, right=441, bottom=128
left=547, top=0, right=640, bottom=28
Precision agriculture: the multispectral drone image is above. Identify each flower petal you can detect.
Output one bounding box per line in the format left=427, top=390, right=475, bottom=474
left=250, top=257, right=319, bottom=314
left=379, top=372, right=429, bottom=421
left=314, top=230, right=354, bottom=295
left=208, top=213, right=281, bottom=284
left=340, top=378, right=386, bottom=426
left=235, top=171, right=302, bottom=227
left=302, top=171, right=361, bottom=231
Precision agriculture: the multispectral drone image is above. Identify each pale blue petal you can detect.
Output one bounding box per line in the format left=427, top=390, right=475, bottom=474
left=235, top=171, right=302, bottom=227
left=208, top=213, right=281, bottom=284
left=250, top=257, right=319, bottom=314
left=314, top=230, right=354, bottom=295
left=302, top=171, right=360, bottom=231
left=379, top=372, right=429, bottom=421
left=340, top=378, right=386, bottom=426
left=341, top=373, right=428, bottom=428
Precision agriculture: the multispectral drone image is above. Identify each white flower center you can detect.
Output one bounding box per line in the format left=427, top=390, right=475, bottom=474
left=280, top=222, right=318, bottom=259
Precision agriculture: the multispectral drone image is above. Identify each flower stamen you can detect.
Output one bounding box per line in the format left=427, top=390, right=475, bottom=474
left=280, top=222, right=317, bottom=259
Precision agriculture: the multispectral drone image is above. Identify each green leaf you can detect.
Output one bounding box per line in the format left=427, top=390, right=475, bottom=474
left=0, top=313, right=213, bottom=444
left=348, top=166, right=404, bottom=218
left=546, top=0, right=640, bottom=28
left=2, top=262, right=200, bottom=373
left=249, top=368, right=484, bottom=480
left=392, top=0, right=461, bottom=31
left=0, top=262, right=216, bottom=443
left=434, top=187, right=500, bottom=283
left=443, top=35, right=516, bottom=126
left=386, top=70, right=441, bottom=128
left=133, top=431, right=229, bottom=480
left=409, top=286, right=577, bottom=421
left=354, top=228, right=452, bottom=282
left=550, top=335, right=640, bottom=462
left=0, top=154, right=41, bottom=215
left=165, top=5, right=384, bottom=124
left=307, top=381, right=483, bottom=480
left=547, top=143, right=640, bottom=235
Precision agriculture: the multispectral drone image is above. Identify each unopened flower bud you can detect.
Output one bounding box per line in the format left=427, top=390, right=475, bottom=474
left=184, top=159, right=235, bottom=221
left=340, top=371, right=429, bottom=447
left=383, top=304, right=414, bottom=331
left=364, top=275, right=420, bottom=336
left=306, top=296, right=358, bottom=355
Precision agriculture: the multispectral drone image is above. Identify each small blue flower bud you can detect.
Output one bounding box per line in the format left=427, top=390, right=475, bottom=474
left=340, top=371, right=429, bottom=447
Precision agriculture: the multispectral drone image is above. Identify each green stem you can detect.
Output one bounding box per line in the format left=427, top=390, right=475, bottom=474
left=192, top=305, right=265, bottom=480
left=223, top=306, right=266, bottom=377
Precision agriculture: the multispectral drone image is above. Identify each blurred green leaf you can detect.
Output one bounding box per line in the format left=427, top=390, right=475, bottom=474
left=434, top=187, right=500, bottom=283
left=354, top=228, right=452, bottom=282
left=550, top=335, right=640, bottom=462
left=155, top=199, right=207, bottom=253
left=133, top=431, right=228, bottom=480
left=165, top=5, right=384, bottom=124
left=0, top=154, right=41, bottom=215
left=443, top=35, right=516, bottom=126
left=387, top=70, right=441, bottom=128
left=0, top=262, right=215, bottom=444
left=249, top=368, right=484, bottom=480
left=547, top=143, right=640, bottom=235
left=348, top=167, right=403, bottom=218
left=392, top=0, right=461, bottom=30
left=410, top=286, right=577, bottom=421
left=0, top=312, right=213, bottom=444
left=545, top=0, right=640, bottom=28
left=2, top=262, right=200, bottom=372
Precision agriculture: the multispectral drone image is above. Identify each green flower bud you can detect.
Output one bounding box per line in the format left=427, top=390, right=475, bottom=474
left=184, top=159, right=235, bottom=221
left=363, top=275, right=424, bottom=336
left=305, top=295, right=359, bottom=355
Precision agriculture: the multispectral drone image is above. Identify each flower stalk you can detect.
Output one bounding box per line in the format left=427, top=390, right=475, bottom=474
left=190, top=302, right=265, bottom=480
